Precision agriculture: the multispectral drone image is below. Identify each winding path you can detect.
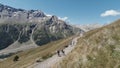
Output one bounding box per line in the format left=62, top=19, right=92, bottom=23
left=28, top=36, right=80, bottom=68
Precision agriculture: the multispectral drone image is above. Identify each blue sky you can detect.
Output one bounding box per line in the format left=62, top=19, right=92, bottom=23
left=0, top=0, right=120, bottom=25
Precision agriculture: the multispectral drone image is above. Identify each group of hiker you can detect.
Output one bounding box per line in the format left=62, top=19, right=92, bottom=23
left=57, top=38, right=75, bottom=57
left=57, top=49, right=65, bottom=57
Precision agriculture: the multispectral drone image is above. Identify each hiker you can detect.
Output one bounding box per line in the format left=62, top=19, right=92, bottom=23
left=61, top=49, right=65, bottom=56
left=57, top=50, right=61, bottom=57
left=13, top=55, right=19, bottom=62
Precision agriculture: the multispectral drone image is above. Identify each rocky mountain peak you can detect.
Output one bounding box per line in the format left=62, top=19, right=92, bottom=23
left=0, top=3, right=46, bottom=22
left=49, top=15, right=58, bottom=22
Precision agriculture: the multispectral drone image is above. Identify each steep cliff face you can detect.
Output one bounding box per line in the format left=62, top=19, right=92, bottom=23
left=0, top=3, right=81, bottom=50
left=33, top=16, right=74, bottom=45
left=0, top=23, right=35, bottom=50
left=0, top=17, right=75, bottom=50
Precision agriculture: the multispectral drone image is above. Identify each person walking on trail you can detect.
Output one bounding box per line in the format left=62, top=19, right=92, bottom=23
left=57, top=50, right=61, bottom=57
left=61, top=49, right=65, bottom=56
left=57, top=49, right=66, bottom=57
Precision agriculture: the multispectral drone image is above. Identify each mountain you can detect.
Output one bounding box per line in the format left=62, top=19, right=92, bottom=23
left=0, top=3, right=82, bottom=54
left=54, top=19, right=120, bottom=68
left=0, top=3, right=46, bottom=23
left=74, top=23, right=102, bottom=32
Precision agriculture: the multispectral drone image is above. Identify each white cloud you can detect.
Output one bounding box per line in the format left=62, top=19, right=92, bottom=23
left=44, top=13, right=52, bottom=17
left=46, top=14, right=52, bottom=17
left=101, top=10, right=120, bottom=17
left=58, top=17, right=68, bottom=21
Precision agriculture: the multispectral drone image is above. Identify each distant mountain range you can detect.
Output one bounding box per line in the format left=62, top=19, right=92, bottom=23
left=0, top=3, right=83, bottom=55
left=74, top=23, right=103, bottom=32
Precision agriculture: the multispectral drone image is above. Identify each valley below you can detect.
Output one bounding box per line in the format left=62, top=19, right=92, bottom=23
left=0, top=2, right=120, bottom=68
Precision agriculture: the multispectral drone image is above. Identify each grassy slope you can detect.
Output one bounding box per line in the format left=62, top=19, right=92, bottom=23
left=0, top=36, right=74, bottom=68
left=54, top=19, right=120, bottom=68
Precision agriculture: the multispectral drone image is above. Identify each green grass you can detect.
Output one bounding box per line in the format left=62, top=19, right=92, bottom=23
left=53, top=19, right=120, bottom=68
left=0, top=36, right=74, bottom=68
